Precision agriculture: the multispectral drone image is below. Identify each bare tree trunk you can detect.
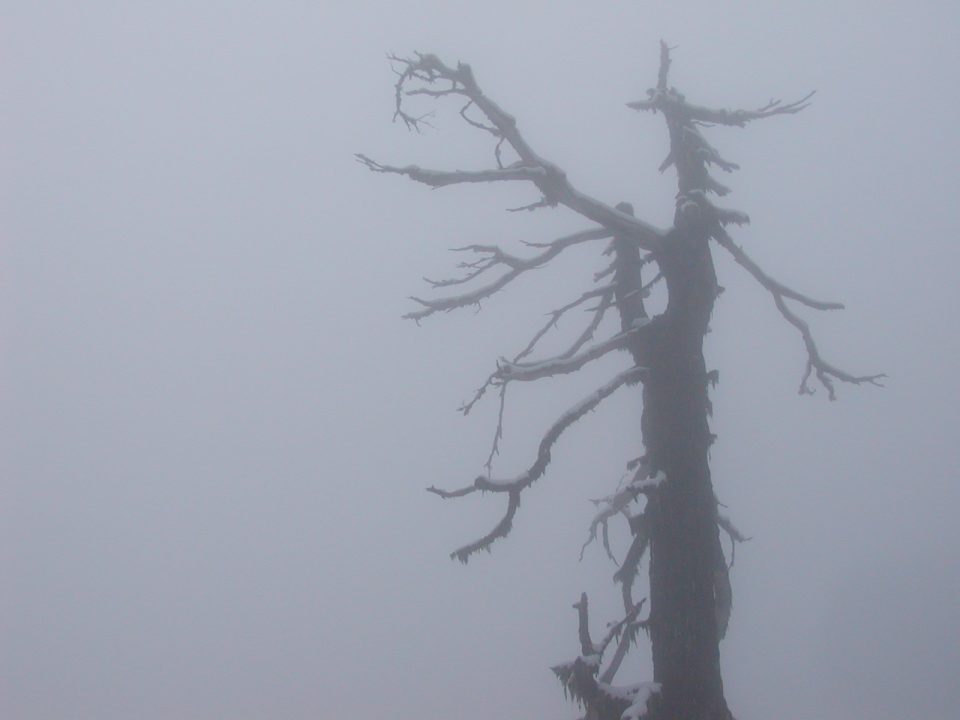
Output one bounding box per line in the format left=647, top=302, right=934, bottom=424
left=642, top=231, right=731, bottom=720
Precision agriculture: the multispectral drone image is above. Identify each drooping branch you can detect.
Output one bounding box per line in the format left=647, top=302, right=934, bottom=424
left=710, top=226, right=884, bottom=398
left=774, top=293, right=885, bottom=399
left=404, top=227, right=611, bottom=321
left=445, top=490, right=521, bottom=564
left=428, top=366, right=645, bottom=562
left=364, top=53, right=667, bottom=250
left=711, top=227, right=843, bottom=311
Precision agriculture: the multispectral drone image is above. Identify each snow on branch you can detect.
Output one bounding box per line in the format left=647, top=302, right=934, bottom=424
left=552, top=592, right=656, bottom=717
left=711, top=226, right=884, bottom=398
left=363, top=52, right=666, bottom=250
left=404, top=227, right=611, bottom=321
left=428, top=366, right=646, bottom=562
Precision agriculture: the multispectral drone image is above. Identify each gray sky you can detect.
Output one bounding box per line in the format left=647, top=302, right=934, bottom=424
left=3, top=2, right=959, bottom=719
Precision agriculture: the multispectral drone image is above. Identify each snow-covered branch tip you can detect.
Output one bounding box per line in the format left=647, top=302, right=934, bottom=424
left=712, top=225, right=884, bottom=399
left=428, top=366, right=646, bottom=562
left=404, top=228, right=611, bottom=321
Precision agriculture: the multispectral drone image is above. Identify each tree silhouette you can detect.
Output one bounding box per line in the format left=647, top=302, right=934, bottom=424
left=359, top=43, right=881, bottom=720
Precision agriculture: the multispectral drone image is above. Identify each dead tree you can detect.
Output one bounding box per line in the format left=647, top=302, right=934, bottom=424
left=359, top=44, right=881, bottom=720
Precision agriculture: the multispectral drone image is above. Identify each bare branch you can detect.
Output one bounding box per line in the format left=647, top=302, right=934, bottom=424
left=448, top=490, right=521, bottom=563
left=458, top=99, right=500, bottom=136
left=373, top=53, right=667, bottom=250
left=629, top=88, right=816, bottom=127
left=599, top=599, right=646, bottom=684
left=580, top=463, right=663, bottom=562
left=613, top=512, right=651, bottom=609
left=516, top=286, right=615, bottom=364
left=495, top=326, right=643, bottom=384
left=429, top=367, right=646, bottom=561
left=483, top=385, right=507, bottom=473
left=598, top=600, right=645, bottom=657
left=404, top=227, right=611, bottom=321
left=451, top=366, right=645, bottom=497
left=712, top=226, right=843, bottom=310
left=459, top=287, right=613, bottom=418
left=681, top=91, right=816, bottom=127
left=574, top=593, right=597, bottom=656
left=677, top=189, right=750, bottom=228
left=355, top=153, right=544, bottom=187
left=553, top=593, right=653, bottom=716
left=506, top=196, right=557, bottom=212
left=711, top=226, right=883, bottom=397
left=714, top=548, right=732, bottom=641
left=773, top=293, right=885, bottom=399
left=682, top=124, right=740, bottom=172
left=718, top=513, right=749, bottom=545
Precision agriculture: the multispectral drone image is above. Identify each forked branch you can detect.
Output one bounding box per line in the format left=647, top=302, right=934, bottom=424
left=712, top=225, right=884, bottom=398
left=428, top=366, right=646, bottom=562
left=363, top=52, right=666, bottom=250
left=404, top=227, right=611, bottom=321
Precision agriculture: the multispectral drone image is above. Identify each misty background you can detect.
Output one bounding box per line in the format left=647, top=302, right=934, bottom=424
left=2, top=2, right=958, bottom=719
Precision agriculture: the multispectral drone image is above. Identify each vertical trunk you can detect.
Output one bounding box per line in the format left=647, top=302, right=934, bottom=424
left=621, top=223, right=731, bottom=720
left=647, top=230, right=729, bottom=720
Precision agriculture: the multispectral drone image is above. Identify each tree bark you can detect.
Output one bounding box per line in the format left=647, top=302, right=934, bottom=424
left=646, top=230, right=730, bottom=720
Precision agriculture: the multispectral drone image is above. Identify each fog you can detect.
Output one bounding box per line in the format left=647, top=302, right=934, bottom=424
left=3, top=2, right=959, bottom=719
